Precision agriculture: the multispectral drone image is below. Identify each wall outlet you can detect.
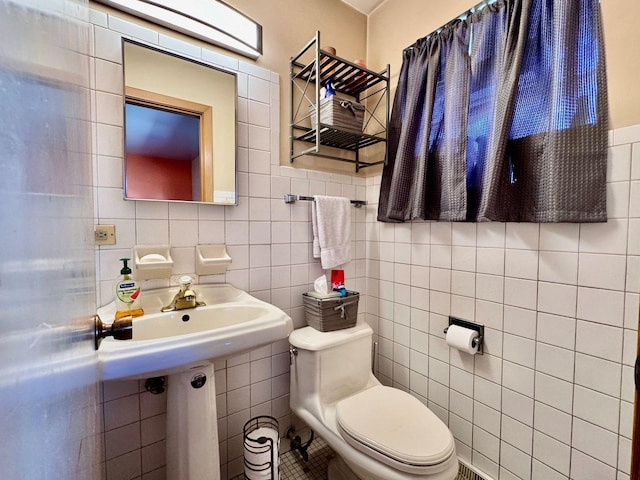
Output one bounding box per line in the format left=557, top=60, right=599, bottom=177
left=94, top=224, right=116, bottom=245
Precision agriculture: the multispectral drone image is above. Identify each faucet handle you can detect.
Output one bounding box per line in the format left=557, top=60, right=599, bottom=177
left=178, top=275, right=193, bottom=288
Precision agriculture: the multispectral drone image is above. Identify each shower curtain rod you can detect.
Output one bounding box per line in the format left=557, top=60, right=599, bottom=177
left=404, top=0, right=497, bottom=52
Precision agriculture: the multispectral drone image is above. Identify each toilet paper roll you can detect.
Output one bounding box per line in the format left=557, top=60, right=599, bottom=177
left=446, top=324, right=479, bottom=354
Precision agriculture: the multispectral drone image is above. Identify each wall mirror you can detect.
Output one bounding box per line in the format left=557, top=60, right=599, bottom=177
left=123, top=39, right=237, bottom=204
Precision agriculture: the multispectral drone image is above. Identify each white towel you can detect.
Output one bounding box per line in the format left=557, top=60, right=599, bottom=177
left=312, top=195, right=351, bottom=269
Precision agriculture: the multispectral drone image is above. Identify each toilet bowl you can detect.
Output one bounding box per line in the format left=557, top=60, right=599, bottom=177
left=289, top=323, right=459, bottom=480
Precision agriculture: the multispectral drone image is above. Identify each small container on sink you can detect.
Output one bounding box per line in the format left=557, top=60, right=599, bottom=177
left=133, top=245, right=174, bottom=280
left=196, top=244, right=232, bottom=275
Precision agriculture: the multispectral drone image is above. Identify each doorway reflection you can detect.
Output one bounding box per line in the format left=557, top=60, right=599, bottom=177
left=125, top=102, right=200, bottom=201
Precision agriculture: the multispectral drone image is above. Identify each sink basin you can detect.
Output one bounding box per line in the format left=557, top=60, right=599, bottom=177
left=97, top=283, right=293, bottom=380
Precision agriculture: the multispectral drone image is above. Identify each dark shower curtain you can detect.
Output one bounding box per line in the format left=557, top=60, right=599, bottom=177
left=378, top=0, right=608, bottom=223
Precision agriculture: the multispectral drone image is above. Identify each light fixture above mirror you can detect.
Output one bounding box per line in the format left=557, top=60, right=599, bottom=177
left=95, top=0, right=262, bottom=59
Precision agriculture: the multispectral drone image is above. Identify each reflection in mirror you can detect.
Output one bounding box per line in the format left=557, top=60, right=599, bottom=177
left=123, top=39, right=237, bottom=205
left=125, top=102, right=200, bottom=201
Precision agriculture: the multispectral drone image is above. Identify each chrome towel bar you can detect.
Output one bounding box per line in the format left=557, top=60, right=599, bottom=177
left=284, top=194, right=366, bottom=208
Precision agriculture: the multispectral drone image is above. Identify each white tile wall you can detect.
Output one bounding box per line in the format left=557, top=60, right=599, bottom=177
left=90, top=8, right=368, bottom=480
left=91, top=8, right=639, bottom=480
left=367, top=127, right=639, bottom=480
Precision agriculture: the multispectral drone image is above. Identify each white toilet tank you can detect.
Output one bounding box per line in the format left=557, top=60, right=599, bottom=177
left=290, top=323, right=374, bottom=408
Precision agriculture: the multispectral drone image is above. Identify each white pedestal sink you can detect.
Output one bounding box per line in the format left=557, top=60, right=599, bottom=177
left=96, top=283, right=293, bottom=479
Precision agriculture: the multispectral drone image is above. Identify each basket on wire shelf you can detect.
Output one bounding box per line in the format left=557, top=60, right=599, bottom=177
left=302, top=291, right=359, bottom=332
left=309, top=96, right=365, bottom=132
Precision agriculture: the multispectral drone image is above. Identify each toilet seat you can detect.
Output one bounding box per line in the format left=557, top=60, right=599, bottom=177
left=336, top=385, right=456, bottom=475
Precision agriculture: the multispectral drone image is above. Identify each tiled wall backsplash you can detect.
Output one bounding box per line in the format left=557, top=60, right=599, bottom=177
left=90, top=7, right=367, bottom=479
left=366, top=127, right=640, bottom=480
left=91, top=6, right=639, bottom=480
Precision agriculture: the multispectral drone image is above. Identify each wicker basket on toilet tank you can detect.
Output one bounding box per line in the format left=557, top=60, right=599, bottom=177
left=302, top=291, right=359, bottom=332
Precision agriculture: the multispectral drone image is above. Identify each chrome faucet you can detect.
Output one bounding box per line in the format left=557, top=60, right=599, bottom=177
left=161, top=276, right=206, bottom=312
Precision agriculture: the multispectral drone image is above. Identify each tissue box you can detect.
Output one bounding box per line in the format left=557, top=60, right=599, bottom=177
left=302, top=291, right=359, bottom=332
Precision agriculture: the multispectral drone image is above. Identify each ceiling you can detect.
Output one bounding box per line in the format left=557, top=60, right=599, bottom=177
left=341, top=0, right=386, bottom=15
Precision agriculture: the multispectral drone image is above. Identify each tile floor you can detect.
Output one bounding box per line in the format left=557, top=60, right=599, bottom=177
left=237, top=434, right=470, bottom=480
left=234, top=434, right=332, bottom=480
left=280, top=435, right=334, bottom=480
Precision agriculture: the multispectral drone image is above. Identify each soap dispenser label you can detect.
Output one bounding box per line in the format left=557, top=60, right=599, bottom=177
left=116, top=281, right=140, bottom=304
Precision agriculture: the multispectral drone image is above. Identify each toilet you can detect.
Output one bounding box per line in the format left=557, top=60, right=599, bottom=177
left=289, top=323, right=459, bottom=480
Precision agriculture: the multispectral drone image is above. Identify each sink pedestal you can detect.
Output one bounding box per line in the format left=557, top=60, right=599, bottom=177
left=167, top=362, right=220, bottom=480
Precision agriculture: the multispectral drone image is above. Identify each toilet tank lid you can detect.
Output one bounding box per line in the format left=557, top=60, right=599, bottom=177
left=289, top=323, right=372, bottom=351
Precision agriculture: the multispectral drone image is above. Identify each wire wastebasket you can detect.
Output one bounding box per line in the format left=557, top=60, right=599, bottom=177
left=243, top=416, right=280, bottom=480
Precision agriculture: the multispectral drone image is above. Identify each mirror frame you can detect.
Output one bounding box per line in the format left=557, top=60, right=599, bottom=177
left=122, top=38, right=238, bottom=205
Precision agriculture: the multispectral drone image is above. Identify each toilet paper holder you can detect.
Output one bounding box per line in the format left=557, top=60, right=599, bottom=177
left=444, top=317, right=484, bottom=355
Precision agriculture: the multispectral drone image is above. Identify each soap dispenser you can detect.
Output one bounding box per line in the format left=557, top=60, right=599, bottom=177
left=115, top=258, right=144, bottom=320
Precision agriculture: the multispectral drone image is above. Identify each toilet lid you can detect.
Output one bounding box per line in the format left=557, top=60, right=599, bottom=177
left=336, top=386, right=455, bottom=474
